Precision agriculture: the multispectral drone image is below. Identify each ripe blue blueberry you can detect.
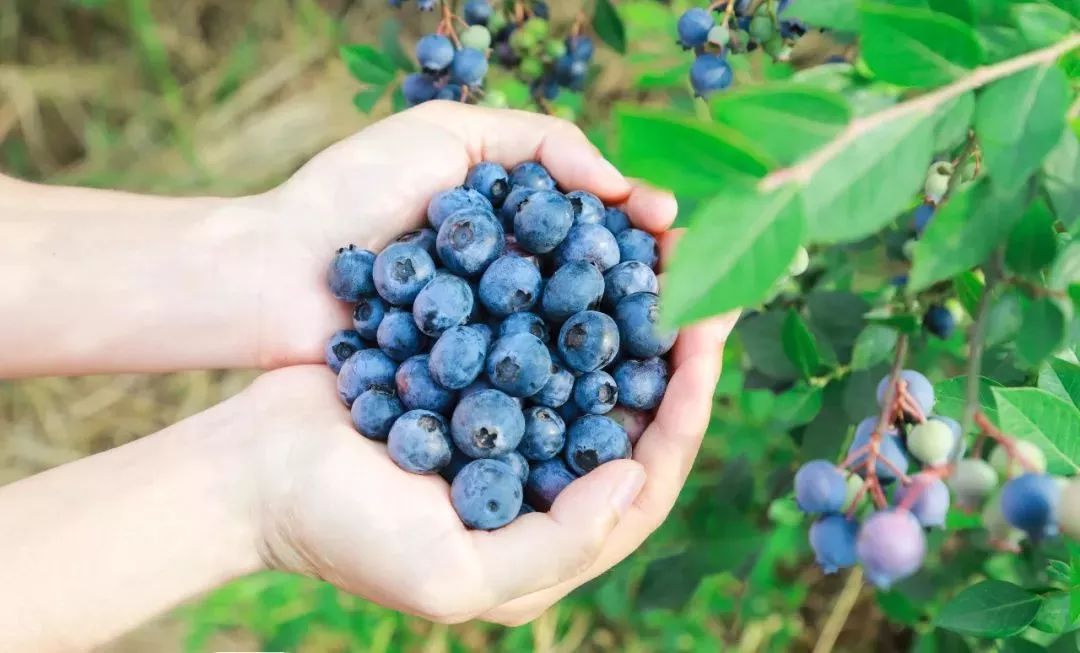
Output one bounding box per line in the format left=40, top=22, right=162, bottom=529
left=1001, top=473, right=1061, bottom=539
left=388, top=410, right=453, bottom=474
left=440, top=445, right=473, bottom=483
left=417, top=0, right=436, bottom=10
left=923, top=304, right=955, bottom=339
left=690, top=54, right=733, bottom=97
left=519, top=406, right=567, bottom=461
left=794, top=460, right=847, bottom=514
left=894, top=474, right=951, bottom=528
left=463, top=0, right=492, bottom=25
left=603, top=261, right=659, bottom=310
left=450, top=47, right=489, bottom=88
left=553, top=55, right=588, bottom=89
left=496, top=451, right=530, bottom=484
left=395, top=354, right=457, bottom=414
left=607, top=405, right=649, bottom=446
left=566, top=190, right=605, bottom=224
left=427, top=186, right=492, bottom=231
left=469, top=321, right=493, bottom=347
left=573, top=370, right=618, bottom=414
left=526, top=458, right=578, bottom=511
left=436, top=84, right=464, bottom=101
left=848, top=417, right=909, bottom=483
left=416, top=34, right=455, bottom=72
left=616, top=229, right=659, bottom=268
left=451, top=459, right=523, bottom=530
left=913, top=203, right=935, bottom=235
left=677, top=8, right=714, bottom=48
left=465, top=161, right=510, bottom=207
left=402, top=74, right=436, bottom=106
left=337, top=348, right=397, bottom=406
left=612, top=357, right=668, bottom=410
left=428, top=325, right=487, bottom=390
left=377, top=309, right=428, bottom=362
left=325, top=329, right=365, bottom=374
left=451, top=388, right=527, bottom=457
left=478, top=255, right=543, bottom=316
left=809, top=515, right=859, bottom=574
left=554, top=223, right=620, bottom=272
left=352, top=295, right=388, bottom=340
left=558, top=310, right=620, bottom=373
left=876, top=370, right=935, bottom=415
left=603, top=207, right=631, bottom=234
left=499, top=311, right=549, bottom=343
left=510, top=161, right=556, bottom=190
left=412, top=272, right=474, bottom=336
left=541, top=261, right=605, bottom=322
left=566, top=35, right=594, bottom=60
left=565, top=414, right=631, bottom=475
left=856, top=510, right=927, bottom=589
left=486, top=333, right=552, bottom=397
left=557, top=399, right=581, bottom=425
left=502, top=235, right=542, bottom=269
left=531, top=361, right=575, bottom=408
left=393, top=228, right=437, bottom=257
left=514, top=190, right=574, bottom=254
left=373, top=242, right=437, bottom=305
left=436, top=208, right=506, bottom=277
left=351, top=387, right=404, bottom=441
left=500, top=186, right=537, bottom=228
left=328, top=245, right=376, bottom=301
left=614, top=292, right=676, bottom=358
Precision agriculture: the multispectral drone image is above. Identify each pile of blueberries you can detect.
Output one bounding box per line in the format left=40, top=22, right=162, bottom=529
left=794, top=369, right=1076, bottom=588
left=397, top=0, right=595, bottom=108
left=677, top=0, right=808, bottom=97
left=325, top=160, right=671, bottom=530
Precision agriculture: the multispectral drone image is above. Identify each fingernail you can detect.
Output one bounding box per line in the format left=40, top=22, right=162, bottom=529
left=609, top=468, right=646, bottom=517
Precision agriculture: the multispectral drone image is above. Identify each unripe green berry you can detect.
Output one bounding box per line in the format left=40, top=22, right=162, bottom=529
left=510, top=29, right=538, bottom=53
left=763, top=35, right=784, bottom=57
left=908, top=421, right=955, bottom=466
left=545, top=39, right=567, bottom=59
left=488, top=12, right=508, bottom=33
left=735, top=30, right=751, bottom=50
left=990, top=440, right=1047, bottom=479
left=749, top=15, right=776, bottom=42
left=923, top=161, right=953, bottom=201
left=480, top=89, right=508, bottom=108
left=461, top=25, right=492, bottom=51
left=519, top=56, right=543, bottom=79
left=949, top=458, right=998, bottom=509
left=982, top=491, right=1025, bottom=548
left=707, top=24, right=730, bottom=47
left=1061, top=479, right=1080, bottom=541
left=524, top=17, right=549, bottom=38
left=788, top=246, right=809, bottom=277
left=901, top=239, right=917, bottom=261
left=844, top=474, right=864, bottom=509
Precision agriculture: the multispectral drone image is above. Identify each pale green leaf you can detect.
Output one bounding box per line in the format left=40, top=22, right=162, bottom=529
left=993, top=386, right=1080, bottom=473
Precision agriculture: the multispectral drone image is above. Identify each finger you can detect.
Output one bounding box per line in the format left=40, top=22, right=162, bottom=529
left=409, top=102, right=632, bottom=203
left=465, top=459, right=645, bottom=606
left=617, top=180, right=678, bottom=234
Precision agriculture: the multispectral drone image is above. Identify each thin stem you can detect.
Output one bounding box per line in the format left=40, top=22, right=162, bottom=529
left=943, top=132, right=978, bottom=202
left=962, top=254, right=1000, bottom=435
left=760, top=35, right=1080, bottom=192
left=975, top=412, right=1043, bottom=473
left=812, top=567, right=864, bottom=653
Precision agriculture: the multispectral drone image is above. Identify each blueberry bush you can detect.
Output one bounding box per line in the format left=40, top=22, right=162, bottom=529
left=183, top=0, right=1080, bottom=650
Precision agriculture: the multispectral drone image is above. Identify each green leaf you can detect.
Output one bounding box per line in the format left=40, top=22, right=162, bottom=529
left=782, top=310, right=825, bottom=377
left=909, top=181, right=1028, bottom=292
left=929, top=0, right=976, bottom=23
left=851, top=324, right=900, bottom=370
left=1013, top=4, right=1077, bottom=48
left=379, top=19, right=415, bottom=72
left=1042, top=131, right=1080, bottom=228
left=739, top=311, right=800, bottom=379
left=974, top=63, right=1070, bottom=195
left=934, top=375, right=1002, bottom=422
left=935, top=580, right=1043, bottom=638
left=803, top=113, right=935, bottom=243
left=711, top=84, right=852, bottom=166
left=934, top=92, right=975, bottom=152
left=340, top=44, right=396, bottom=85
left=993, top=386, right=1080, bottom=473
left=352, top=86, right=384, bottom=113
left=979, top=25, right=1032, bottom=63
left=636, top=527, right=762, bottom=610
left=860, top=3, right=984, bottom=87
left=1038, top=358, right=1080, bottom=409
left=786, top=0, right=860, bottom=31
left=954, top=270, right=986, bottom=318
left=592, top=0, right=627, bottom=54
left=664, top=186, right=803, bottom=324
left=806, top=291, right=869, bottom=363
left=772, top=384, right=824, bottom=427
left=1033, top=592, right=1076, bottom=634
left=1050, top=241, right=1080, bottom=290
left=1006, top=200, right=1058, bottom=275
left=1016, top=296, right=1068, bottom=368
left=986, top=288, right=1025, bottom=347
left=614, top=107, right=773, bottom=197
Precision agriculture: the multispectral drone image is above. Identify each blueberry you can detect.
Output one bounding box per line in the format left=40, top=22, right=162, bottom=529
left=486, top=333, right=552, bottom=397
left=948, top=458, right=998, bottom=510
left=478, top=255, right=543, bottom=316
left=554, top=223, right=620, bottom=271
left=518, top=406, right=567, bottom=461
left=417, top=0, right=436, bottom=10
left=856, top=510, right=927, bottom=589
left=352, top=295, right=388, bottom=340
left=402, top=73, right=437, bottom=106
left=558, top=310, right=620, bottom=373
left=498, top=311, right=549, bottom=343
left=612, top=357, right=668, bottom=410
left=469, top=321, right=493, bottom=348
left=603, top=261, right=658, bottom=311
left=677, top=8, right=714, bottom=48
left=428, top=325, right=487, bottom=390
left=606, top=405, right=649, bottom=446
left=427, top=186, right=492, bottom=231
left=541, top=261, right=605, bottom=322
left=326, top=329, right=365, bottom=374
left=440, top=445, right=473, bottom=483
left=416, top=34, right=455, bottom=71
left=463, top=0, right=492, bottom=25
left=461, top=377, right=523, bottom=408
left=566, top=35, right=594, bottom=60
left=809, top=515, right=858, bottom=574
left=373, top=242, right=437, bottom=306
left=328, top=245, right=377, bottom=301
left=499, top=186, right=537, bottom=228
left=412, top=272, right=474, bottom=336
left=526, top=458, right=578, bottom=511
left=465, top=161, right=510, bottom=206
left=451, top=388, right=527, bottom=457
left=913, top=203, right=935, bottom=235
left=847, top=417, right=909, bottom=483
left=518, top=503, right=536, bottom=516
left=794, top=460, right=847, bottom=514
left=1001, top=473, right=1061, bottom=539
left=436, top=208, right=506, bottom=277
left=572, top=370, right=618, bottom=415
left=393, top=228, right=437, bottom=257
left=990, top=440, right=1047, bottom=478
left=451, top=459, right=523, bottom=530
left=907, top=420, right=956, bottom=467
left=614, top=292, right=676, bottom=358
left=496, top=451, right=530, bottom=484
left=565, top=414, right=631, bottom=475
left=376, top=309, right=428, bottom=362
left=351, top=387, right=404, bottom=441
left=395, top=354, right=457, bottom=414
left=875, top=370, right=935, bottom=416
left=531, top=361, right=575, bottom=408
left=436, top=83, right=464, bottom=101
left=894, top=474, right=951, bottom=529
left=514, top=190, right=574, bottom=254
left=930, top=415, right=966, bottom=461
left=565, top=190, right=605, bottom=224
left=388, top=410, right=453, bottom=474
left=510, top=162, right=556, bottom=190
left=337, top=348, right=397, bottom=406
left=923, top=304, right=955, bottom=339
left=450, top=47, right=490, bottom=88
left=460, top=25, right=492, bottom=50
left=502, top=235, right=543, bottom=269
left=603, top=207, right=631, bottom=234
left=616, top=229, right=659, bottom=268
left=557, top=399, right=581, bottom=425
left=690, top=54, right=733, bottom=97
